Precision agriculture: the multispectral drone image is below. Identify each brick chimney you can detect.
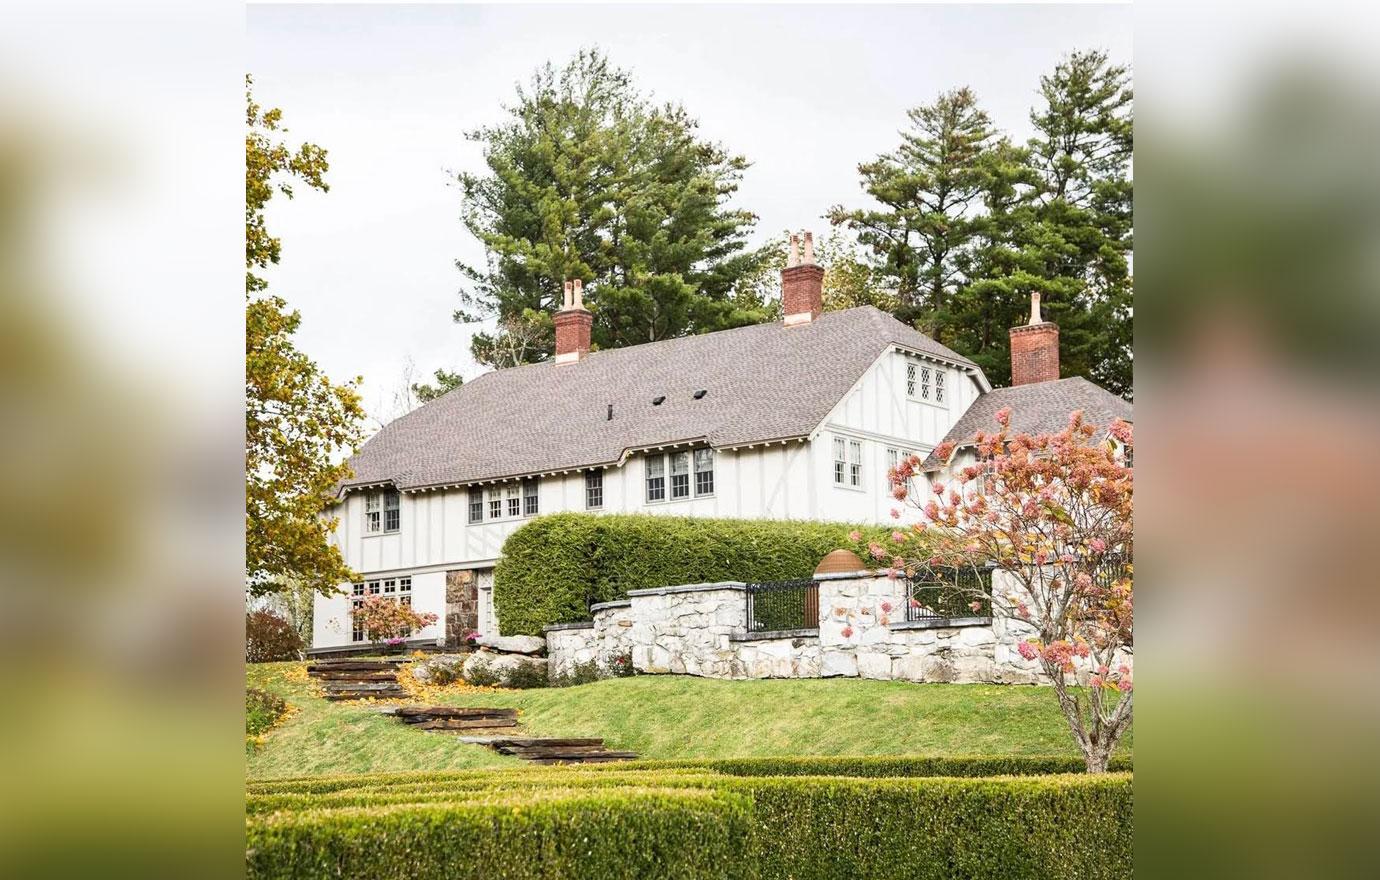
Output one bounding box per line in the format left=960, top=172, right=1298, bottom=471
left=554, top=279, right=593, bottom=364
left=782, top=231, right=824, bottom=326
left=1009, top=291, right=1060, bottom=385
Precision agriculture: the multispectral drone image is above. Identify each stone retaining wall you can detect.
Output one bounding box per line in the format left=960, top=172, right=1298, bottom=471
left=544, top=571, right=1124, bottom=685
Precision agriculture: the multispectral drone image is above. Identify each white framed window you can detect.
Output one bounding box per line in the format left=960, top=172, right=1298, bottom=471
left=833, top=437, right=846, bottom=485
left=906, top=360, right=946, bottom=406
left=364, top=489, right=400, bottom=535
left=848, top=440, right=862, bottom=487
left=646, top=455, right=665, bottom=502
left=886, top=447, right=898, bottom=472
left=694, top=449, right=714, bottom=496
left=645, top=449, right=714, bottom=503
left=834, top=436, right=863, bottom=489
left=350, top=575, right=413, bottom=642
left=670, top=451, right=691, bottom=499
left=480, top=479, right=539, bottom=523
left=585, top=470, right=604, bottom=509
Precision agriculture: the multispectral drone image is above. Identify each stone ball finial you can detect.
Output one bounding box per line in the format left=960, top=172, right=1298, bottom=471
left=814, top=548, right=867, bottom=576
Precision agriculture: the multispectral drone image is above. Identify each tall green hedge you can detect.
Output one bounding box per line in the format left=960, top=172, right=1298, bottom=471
left=494, top=513, right=890, bottom=635
left=246, top=767, right=1133, bottom=879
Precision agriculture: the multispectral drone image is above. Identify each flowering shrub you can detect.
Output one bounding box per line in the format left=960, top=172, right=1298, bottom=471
left=246, top=610, right=304, bottom=662
left=351, top=596, right=439, bottom=644
left=463, top=630, right=481, bottom=646
left=607, top=650, right=636, bottom=678
left=887, top=408, right=1134, bottom=773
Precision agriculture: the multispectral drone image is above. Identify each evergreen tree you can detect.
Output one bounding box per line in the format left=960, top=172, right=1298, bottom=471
left=828, top=87, right=999, bottom=337
left=456, top=49, right=772, bottom=367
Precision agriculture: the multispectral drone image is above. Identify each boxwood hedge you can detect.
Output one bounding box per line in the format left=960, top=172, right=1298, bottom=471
left=246, top=764, right=1133, bottom=879
left=493, top=513, right=892, bottom=635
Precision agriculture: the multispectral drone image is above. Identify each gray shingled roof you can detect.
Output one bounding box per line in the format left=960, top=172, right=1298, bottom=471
left=343, top=306, right=980, bottom=492
left=922, top=376, right=1133, bottom=470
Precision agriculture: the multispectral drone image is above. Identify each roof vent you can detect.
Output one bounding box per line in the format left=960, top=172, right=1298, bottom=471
left=693, top=389, right=707, bottom=400
left=607, top=403, right=613, bottom=421
left=652, top=396, right=666, bottom=406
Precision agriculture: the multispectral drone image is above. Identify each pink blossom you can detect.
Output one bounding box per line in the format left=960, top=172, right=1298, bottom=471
left=1090, top=538, right=1107, bottom=553
left=868, top=542, right=887, bottom=560
left=1109, top=419, right=1133, bottom=446
left=848, top=530, right=862, bottom=543
left=889, top=508, right=901, bottom=520
left=969, top=600, right=983, bottom=613
left=1089, top=675, right=1104, bottom=689
left=880, top=601, right=892, bottom=613
left=934, top=440, right=955, bottom=461
left=841, top=626, right=854, bottom=638
left=885, top=567, right=899, bottom=580
left=1017, top=640, right=1039, bottom=661
left=1117, top=678, right=1133, bottom=693
left=892, top=484, right=909, bottom=500
left=931, top=482, right=945, bottom=497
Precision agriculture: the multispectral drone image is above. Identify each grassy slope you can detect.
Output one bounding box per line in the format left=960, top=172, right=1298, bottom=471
left=246, top=662, right=1131, bottom=781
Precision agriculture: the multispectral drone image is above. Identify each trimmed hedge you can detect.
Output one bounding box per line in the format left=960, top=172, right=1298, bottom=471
left=246, top=764, right=1134, bottom=879
left=616, top=754, right=1133, bottom=777
left=494, top=513, right=892, bottom=635
left=246, top=787, right=755, bottom=880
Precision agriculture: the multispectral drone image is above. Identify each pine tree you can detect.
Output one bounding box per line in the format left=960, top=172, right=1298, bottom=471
left=456, top=49, right=772, bottom=367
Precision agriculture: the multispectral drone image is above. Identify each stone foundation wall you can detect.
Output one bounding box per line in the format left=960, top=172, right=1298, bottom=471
left=444, top=569, right=479, bottom=649
left=544, top=571, right=1127, bottom=685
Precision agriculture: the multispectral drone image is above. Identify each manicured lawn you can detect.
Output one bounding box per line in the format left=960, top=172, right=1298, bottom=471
left=245, top=661, right=1130, bottom=780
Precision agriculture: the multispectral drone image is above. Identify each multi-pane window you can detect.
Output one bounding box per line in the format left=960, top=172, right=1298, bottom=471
left=350, top=576, right=413, bottom=642
left=886, top=447, right=898, bottom=472
left=848, top=440, right=863, bottom=487
left=645, top=450, right=714, bottom=503
left=694, top=449, right=714, bottom=496
left=523, top=479, right=539, bottom=516
left=907, top=360, right=946, bottom=404
left=585, top=470, right=604, bottom=509
left=365, top=493, right=380, bottom=533
left=364, top=489, right=400, bottom=534
left=646, top=455, right=666, bottom=502
left=833, top=437, right=847, bottom=485
left=383, top=489, right=400, bottom=532
left=480, top=479, right=540, bottom=522
left=670, top=452, right=691, bottom=499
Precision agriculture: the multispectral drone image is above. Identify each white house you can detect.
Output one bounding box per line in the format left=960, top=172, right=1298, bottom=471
left=312, top=232, right=1130, bottom=652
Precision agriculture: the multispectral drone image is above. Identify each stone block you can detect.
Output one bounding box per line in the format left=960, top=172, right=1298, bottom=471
left=959, top=627, right=996, bottom=647
left=857, top=651, right=892, bottom=680
left=820, top=650, right=858, bottom=678
left=476, top=633, right=545, bottom=655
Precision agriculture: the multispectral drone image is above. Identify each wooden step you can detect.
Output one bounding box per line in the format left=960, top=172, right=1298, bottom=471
left=395, top=706, right=516, bottom=719
left=308, top=660, right=406, bottom=673
left=410, top=718, right=520, bottom=731
left=311, top=671, right=400, bottom=682
left=324, top=691, right=407, bottom=702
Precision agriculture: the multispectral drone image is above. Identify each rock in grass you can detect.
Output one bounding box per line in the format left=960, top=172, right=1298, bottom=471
left=475, top=634, right=546, bottom=655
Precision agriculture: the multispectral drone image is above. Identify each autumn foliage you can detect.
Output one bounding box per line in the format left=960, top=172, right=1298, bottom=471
left=888, top=407, right=1133, bottom=772
left=351, top=596, right=439, bottom=644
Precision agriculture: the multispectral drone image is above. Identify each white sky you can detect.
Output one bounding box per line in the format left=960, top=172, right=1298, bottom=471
left=247, top=2, right=1131, bottom=425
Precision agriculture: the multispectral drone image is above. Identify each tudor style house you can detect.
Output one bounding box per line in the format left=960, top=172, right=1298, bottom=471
left=312, top=232, right=1131, bottom=651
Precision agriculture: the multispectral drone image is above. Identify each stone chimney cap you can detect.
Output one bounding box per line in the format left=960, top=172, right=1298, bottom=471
left=561, top=278, right=587, bottom=312
left=1029, top=290, right=1043, bottom=325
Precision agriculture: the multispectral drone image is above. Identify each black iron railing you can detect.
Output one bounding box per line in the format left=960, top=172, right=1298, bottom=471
left=746, top=579, right=820, bottom=633
left=905, top=563, right=994, bottom=622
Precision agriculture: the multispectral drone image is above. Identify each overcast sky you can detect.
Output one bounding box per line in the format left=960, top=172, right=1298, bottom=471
left=247, top=3, right=1131, bottom=426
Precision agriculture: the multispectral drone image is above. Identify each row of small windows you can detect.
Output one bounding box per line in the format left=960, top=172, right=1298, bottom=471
left=468, top=479, right=540, bottom=524
left=906, top=362, right=946, bottom=404
left=369, top=448, right=715, bottom=530
left=645, top=449, right=714, bottom=503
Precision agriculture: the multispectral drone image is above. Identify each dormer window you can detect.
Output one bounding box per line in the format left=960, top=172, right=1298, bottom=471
left=364, top=489, right=400, bottom=535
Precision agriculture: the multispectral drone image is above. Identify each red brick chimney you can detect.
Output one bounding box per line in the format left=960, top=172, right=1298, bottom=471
left=1009, top=291, right=1060, bottom=385
left=554, top=279, right=593, bottom=364
left=782, top=231, right=824, bottom=326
